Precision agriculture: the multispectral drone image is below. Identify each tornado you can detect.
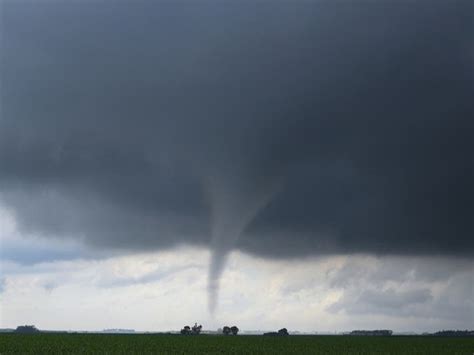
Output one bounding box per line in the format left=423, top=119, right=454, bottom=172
left=206, top=175, right=281, bottom=314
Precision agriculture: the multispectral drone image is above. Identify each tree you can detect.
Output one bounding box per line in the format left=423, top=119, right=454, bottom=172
left=192, top=323, right=202, bottom=335
left=222, top=326, right=231, bottom=335
left=278, top=328, right=289, bottom=336
left=180, top=325, right=191, bottom=335
left=230, top=326, right=239, bottom=335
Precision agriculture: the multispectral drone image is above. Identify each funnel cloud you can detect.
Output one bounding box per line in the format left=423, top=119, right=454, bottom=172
left=207, top=175, right=281, bottom=313
left=0, top=1, right=473, bottom=312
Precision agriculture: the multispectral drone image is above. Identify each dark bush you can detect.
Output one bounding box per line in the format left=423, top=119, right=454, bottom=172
left=222, top=326, right=231, bottom=335
left=15, top=325, right=40, bottom=334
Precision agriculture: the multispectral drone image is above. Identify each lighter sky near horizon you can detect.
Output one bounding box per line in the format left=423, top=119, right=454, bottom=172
left=1, top=205, right=473, bottom=332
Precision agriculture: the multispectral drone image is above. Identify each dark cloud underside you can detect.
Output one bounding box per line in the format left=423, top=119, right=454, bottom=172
left=1, top=0, right=473, bottom=257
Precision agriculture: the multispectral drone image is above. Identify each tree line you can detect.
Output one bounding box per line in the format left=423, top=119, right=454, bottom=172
left=180, top=324, right=240, bottom=335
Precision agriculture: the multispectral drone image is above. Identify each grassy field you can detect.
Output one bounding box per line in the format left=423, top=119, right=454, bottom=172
left=1, top=333, right=473, bottom=354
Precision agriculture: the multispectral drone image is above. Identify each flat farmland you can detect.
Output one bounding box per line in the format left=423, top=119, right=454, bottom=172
left=1, top=333, right=473, bottom=354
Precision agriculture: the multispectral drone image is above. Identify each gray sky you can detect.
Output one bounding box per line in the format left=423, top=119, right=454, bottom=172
left=0, top=0, right=473, bottom=331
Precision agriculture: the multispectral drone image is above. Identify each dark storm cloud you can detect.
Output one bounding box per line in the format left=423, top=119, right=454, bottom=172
left=325, top=257, right=474, bottom=322
left=1, top=0, right=473, bottom=258
left=0, top=237, right=85, bottom=265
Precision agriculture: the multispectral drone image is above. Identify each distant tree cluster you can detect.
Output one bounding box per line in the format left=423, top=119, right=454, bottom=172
left=350, top=330, right=393, bottom=336
left=263, top=328, right=289, bottom=336
left=222, top=326, right=239, bottom=335
left=15, top=325, right=40, bottom=334
left=432, top=330, right=474, bottom=337
left=180, top=323, right=202, bottom=335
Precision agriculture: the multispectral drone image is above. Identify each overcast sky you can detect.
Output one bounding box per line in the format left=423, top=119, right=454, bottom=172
left=0, top=0, right=473, bottom=331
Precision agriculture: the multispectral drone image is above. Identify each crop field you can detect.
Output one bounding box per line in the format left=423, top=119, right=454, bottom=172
left=1, top=333, right=473, bottom=354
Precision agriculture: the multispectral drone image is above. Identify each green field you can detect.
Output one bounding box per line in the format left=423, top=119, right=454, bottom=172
left=1, top=333, right=473, bottom=354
